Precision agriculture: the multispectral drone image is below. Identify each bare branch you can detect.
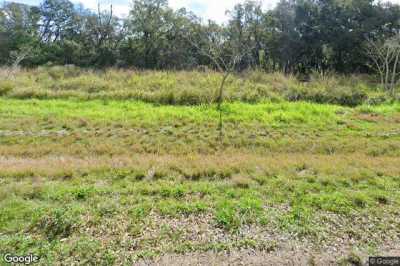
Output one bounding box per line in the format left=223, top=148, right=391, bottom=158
left=365, top=35, right=400, bottom=96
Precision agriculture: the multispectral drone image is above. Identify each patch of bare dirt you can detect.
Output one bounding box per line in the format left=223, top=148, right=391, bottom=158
left=137, top=244, right=400, bottom=266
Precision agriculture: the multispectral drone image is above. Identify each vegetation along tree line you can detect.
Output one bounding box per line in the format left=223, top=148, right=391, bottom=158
left=1, top=0, right=400, bottom=78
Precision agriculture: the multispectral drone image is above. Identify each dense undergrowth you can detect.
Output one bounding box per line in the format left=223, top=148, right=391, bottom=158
left=0, top=66, right=396, bottom=106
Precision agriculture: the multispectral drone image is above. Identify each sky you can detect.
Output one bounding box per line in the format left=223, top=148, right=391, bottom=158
left=7, top=0, right=400, bottom=23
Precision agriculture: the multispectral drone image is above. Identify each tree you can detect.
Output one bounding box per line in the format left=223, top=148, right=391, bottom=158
left=40, top=0, right=75, bottom=43
left=267, top=0, right=301, bottom=73
left=1, top=0, right=400, bottom=73
left=366, top=35, right=400, bottom=97
left=127, top=0, right=169, bottom=68
left=84, top=4, right=125, bottom=66
left=227, top=1, right=266, bottom=70
left=0, top=5, right=9, bottom=64
left=185, top=21, right=248, bottom=140
left=156, top=8, right=201, bottom=69
left=0, top=2, right=40, bottom=66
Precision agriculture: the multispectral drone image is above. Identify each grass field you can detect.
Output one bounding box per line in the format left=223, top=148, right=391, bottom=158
left=1, top=70, right=400, bottom=265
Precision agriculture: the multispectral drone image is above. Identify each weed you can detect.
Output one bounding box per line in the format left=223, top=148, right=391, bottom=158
left=31, top=207, right=80, bottom=241
left=215, top=200, right=240, bottom=231
left=129, top=204, right=152, bottom=221
left=279, top=204, right=316, bottom=236
left=71, top=186, right=95, bottom=200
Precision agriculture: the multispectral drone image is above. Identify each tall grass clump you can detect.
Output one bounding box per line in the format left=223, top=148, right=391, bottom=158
left=0, top=66, right=391, bottom=106
left=0, top=80, right=14, bottom=96
left=283, top=72, right=370, bottom=106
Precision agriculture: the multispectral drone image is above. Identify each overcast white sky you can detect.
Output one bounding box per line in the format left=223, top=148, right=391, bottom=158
left=8, top=0, right=400, bottom=23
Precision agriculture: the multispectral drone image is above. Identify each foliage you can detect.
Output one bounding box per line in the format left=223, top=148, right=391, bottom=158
left=1, top=0, right=400, bottom=75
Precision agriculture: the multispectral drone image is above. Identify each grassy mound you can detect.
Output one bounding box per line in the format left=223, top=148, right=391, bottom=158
left=0, top=66, right=395, bottom=106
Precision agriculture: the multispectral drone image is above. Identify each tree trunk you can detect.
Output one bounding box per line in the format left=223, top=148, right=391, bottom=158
left=217, top=73, right=229, bottom=111
left=385, top=49, right=391, bottom=91
left=390, top=52, right=399, bottom=97
left=217, top=73, right=230, bottom=142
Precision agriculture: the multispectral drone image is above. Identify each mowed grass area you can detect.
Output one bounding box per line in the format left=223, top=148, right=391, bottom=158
left=0, top=98, right=400, bottom=264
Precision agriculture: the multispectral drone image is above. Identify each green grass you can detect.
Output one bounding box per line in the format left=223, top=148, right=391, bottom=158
left=0, top=95, right=399, bottom=264
left=1, top=172, right=399, bottom=264
left=0, top=98, right=399, bottom=157
left=0, top=98, right=342, bottom=126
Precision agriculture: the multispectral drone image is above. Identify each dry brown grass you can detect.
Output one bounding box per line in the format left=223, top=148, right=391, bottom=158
left=1, top=153, right=399, bottom=179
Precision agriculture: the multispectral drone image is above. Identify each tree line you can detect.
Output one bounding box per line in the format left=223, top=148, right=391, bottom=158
left=1, top=0, right=400, bottom=74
